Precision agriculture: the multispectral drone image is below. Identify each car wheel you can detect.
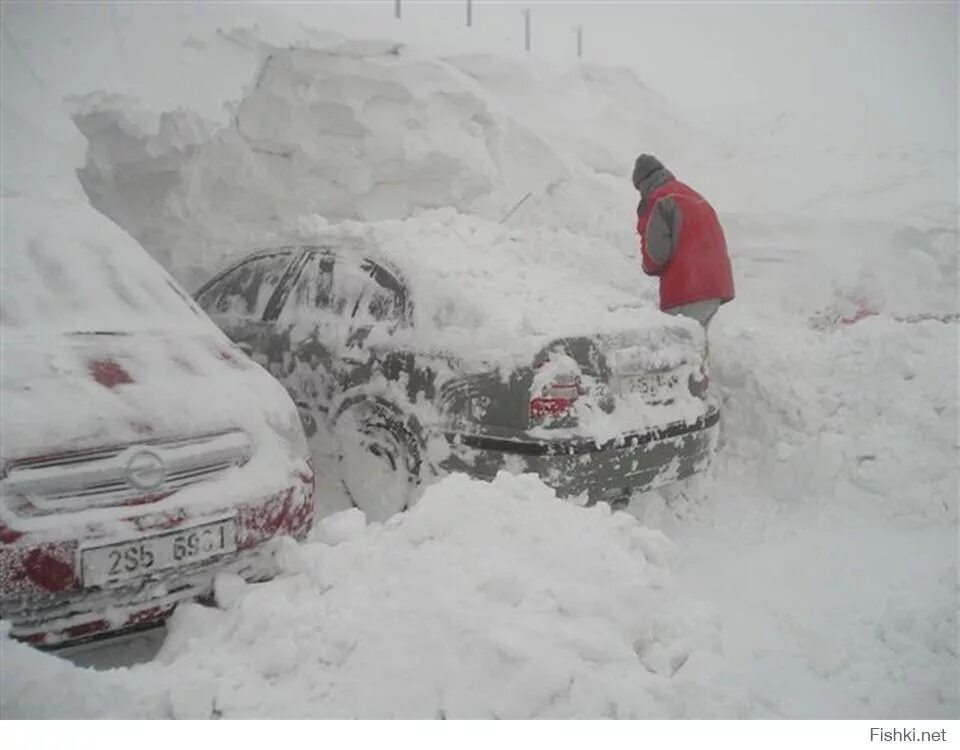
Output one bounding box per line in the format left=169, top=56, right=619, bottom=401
left=333, top=398, right=424, bottom=523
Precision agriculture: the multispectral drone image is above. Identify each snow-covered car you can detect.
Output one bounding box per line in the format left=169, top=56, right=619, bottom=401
left=195, top=223, right=720, bottom=522
left=0, top=201, right=315, bottom=648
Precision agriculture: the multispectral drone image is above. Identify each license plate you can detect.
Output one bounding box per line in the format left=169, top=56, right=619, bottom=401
left=621, top=373, right=676, bottom=398
left=80, top=518, right=238, bottom=588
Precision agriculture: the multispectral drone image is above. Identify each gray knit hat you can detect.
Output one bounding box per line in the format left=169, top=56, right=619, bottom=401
left=632, top=154, right=664, bottom=190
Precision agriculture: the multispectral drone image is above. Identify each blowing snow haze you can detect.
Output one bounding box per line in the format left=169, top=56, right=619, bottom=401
left=271, top=0, right=959, bottom=219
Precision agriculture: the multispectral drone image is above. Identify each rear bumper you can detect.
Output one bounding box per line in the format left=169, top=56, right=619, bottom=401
left=0, top=470, right=314, bottom=648
left=446, top=407, right=720, bottom=502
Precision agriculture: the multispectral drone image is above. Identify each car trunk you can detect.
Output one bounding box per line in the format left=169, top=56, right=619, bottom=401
left=448, top=319, right=708, bottom=439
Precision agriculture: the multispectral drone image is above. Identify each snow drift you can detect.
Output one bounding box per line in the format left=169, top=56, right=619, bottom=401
left=282, top=210, right=700, bottom=359
left=443, top=53, right=698, bottom=180
left=70, top=42, right=585, bottom=290
left=2, top=472, right=746, bottom=719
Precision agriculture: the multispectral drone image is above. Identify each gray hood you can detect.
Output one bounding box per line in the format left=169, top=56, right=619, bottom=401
left=637, top=167, right=675, bottom=198
left=635, top=168, right=675, bottom=217
left=632, top=155, right=675, bottom=212
left=632, top=154, right=662, bottom=188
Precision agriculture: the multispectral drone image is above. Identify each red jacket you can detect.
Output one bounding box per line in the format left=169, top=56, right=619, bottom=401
left=636, top=179, right=735, bottom=311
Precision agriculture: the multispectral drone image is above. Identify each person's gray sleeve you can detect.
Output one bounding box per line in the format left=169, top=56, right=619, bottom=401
left=646, top=197, right=682, bottom=268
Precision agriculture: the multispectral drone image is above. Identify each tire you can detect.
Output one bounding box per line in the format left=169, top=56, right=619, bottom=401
left=332, top=397, right=425, bottom=523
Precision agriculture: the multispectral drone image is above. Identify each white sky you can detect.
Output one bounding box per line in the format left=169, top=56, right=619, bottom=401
left=275, top=0, right=959, bottom=152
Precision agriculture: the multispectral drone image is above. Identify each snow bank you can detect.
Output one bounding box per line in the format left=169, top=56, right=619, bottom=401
left=1, top=623, right=167, bottom=719
left=709, top=215, right=958, bottom=525
left=284, top=210, right=695, bottom=358
left=444, top=54, right=698, bottom=181
left=44, top=13, right=695, bottom=290
left=713, top=314, right=958, bottom=524
left=68, top=43, right=581, bottom=289
left=1, top=472, right=745, bottom=719
left=626, top=211, right=959, bottom=718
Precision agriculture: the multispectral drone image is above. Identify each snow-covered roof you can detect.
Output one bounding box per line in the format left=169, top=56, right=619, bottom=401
left=284, top=211, right=700, bottom=359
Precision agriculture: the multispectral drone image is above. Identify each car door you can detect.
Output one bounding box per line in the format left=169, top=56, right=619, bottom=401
left=326, top=255, right=431, bottom=399
left=336, top=258, right=408, bottom=354
left=271, top=250, right=343, bottom=425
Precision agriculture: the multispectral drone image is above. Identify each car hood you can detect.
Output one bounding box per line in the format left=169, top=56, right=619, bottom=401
left=0, top=330, right=299, bottom=464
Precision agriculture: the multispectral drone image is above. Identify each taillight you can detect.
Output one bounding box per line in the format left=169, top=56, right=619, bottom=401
left=530, top=374, right=581, bottom=421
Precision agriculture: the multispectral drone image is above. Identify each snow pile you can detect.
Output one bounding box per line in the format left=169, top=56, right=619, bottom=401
left=284, top=210, right=696, bottom=357
left=709, top=214, right=958, bottom=524
left=655, top=216, right=959, bottom=717
left=1, top=472, right=746, bottom=719
left=444, top=54, right=697, bottom=180
left=40, top=11, right=698, bottom=289
left=69, top=43, right=577, bottom=289
left=663, top=493, right=959, bottom=718
left=712, top=313, right=958, bottom=524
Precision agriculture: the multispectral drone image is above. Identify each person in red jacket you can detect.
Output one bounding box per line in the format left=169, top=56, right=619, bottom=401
left=633, top=154, right=735, bottom=328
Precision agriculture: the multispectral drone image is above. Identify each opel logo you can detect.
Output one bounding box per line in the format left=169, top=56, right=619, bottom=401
left=126, top=449, right=166, bottom=491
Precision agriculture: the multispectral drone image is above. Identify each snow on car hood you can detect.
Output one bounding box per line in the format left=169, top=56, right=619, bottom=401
left=286, top=210, right=704, bottom=364
left=0, top=328, right=310, bottom=537
left=1, top=330, right=283, bottom=455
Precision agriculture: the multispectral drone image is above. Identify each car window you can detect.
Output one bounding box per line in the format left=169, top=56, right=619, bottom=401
left=332, top=258, right=407, bottom=325
left=195, top=252, right=292, bottom=319
left=285, top=253, right=335, bottom=313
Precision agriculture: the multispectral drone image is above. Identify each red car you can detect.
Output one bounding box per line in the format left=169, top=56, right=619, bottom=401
left=0, top=199, right=316, bottom=648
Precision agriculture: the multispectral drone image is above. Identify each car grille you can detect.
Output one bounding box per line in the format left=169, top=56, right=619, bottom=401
left=1, top=431, right=251, bottom=517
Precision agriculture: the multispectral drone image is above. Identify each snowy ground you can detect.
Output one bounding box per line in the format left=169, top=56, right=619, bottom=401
left=637, top=230, right=959, bottom=718
left=1, top=4, right=957, bottom=719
